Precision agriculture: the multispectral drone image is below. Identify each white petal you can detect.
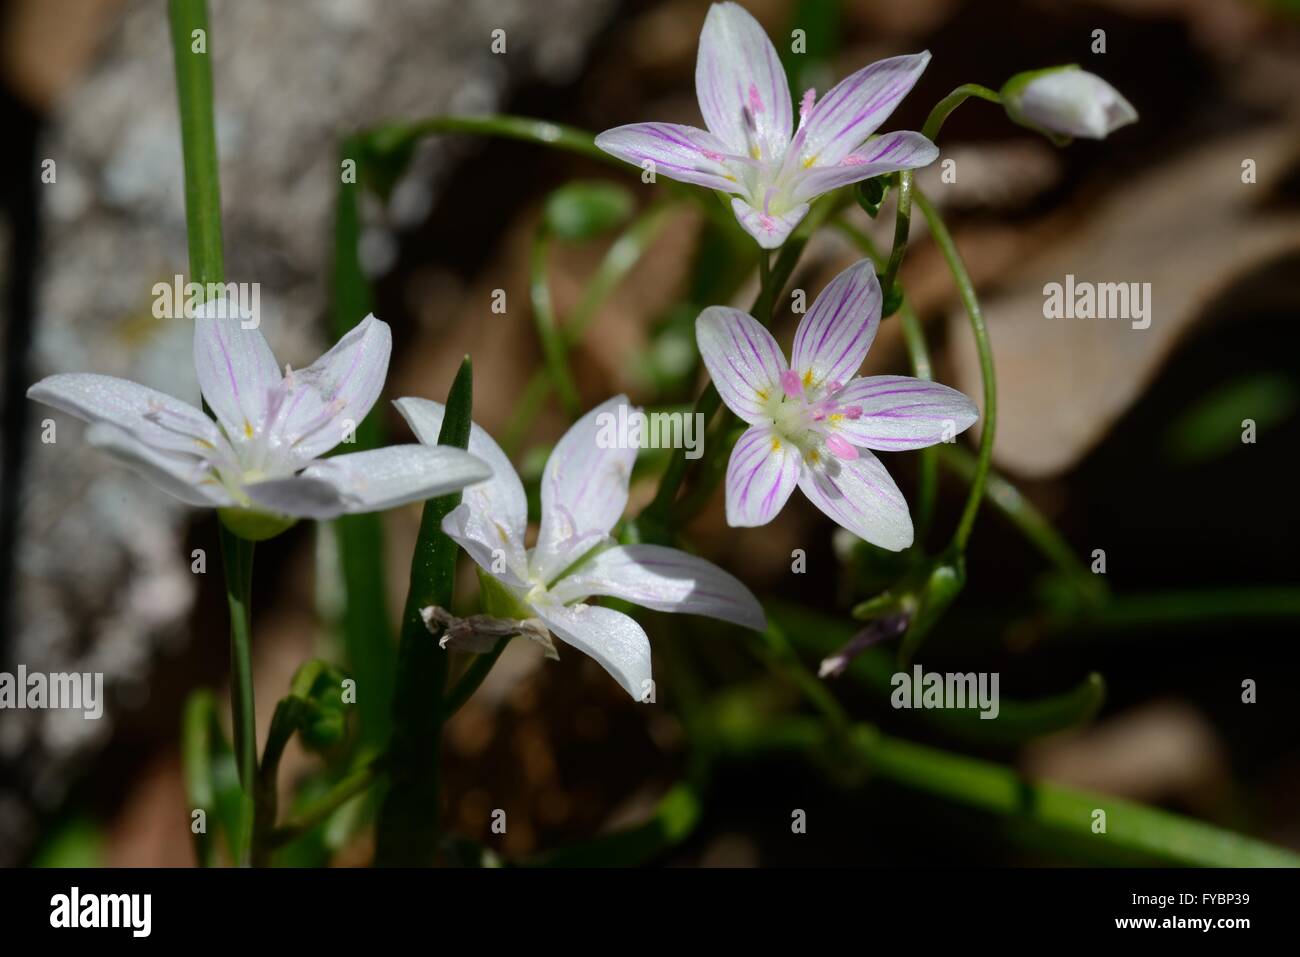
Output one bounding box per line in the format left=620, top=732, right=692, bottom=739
left=791, top=131, right=937, bottom=204
left=724, top=425, right=800, bottom=527
left=549, top=544, right=765, bottom=631
left=798, top=52, right=931, bottom=166
left=833, top=375, right=979, bottom=450
left=84, top=423, right=229, bottom=507
left=299, top=444, right=490, bottom=514
left=441, top=502, right=530, bottom=588
left=730, top=197, right=808, bottom=249
left=695, top=2, right=793, bottom=159
left=28, top=372, right=223, bottom=456
left=798, top=451, right=913, bottom=551
left=393, top=396, right=527, bottom=554
left=531, top=599, right=653, bottom=701
left=533, top=396, right=638, bottom=583
left=242, top=475, right=348, bottom=519
left=694, top=306, right=789, bottom=424
left=277, top=314, right=392, bottom=464
left=193, top=297, right=282, bottom=439
left=594, top=123, right=742, bottom=192
left=790, top=258, right=881, bottom=388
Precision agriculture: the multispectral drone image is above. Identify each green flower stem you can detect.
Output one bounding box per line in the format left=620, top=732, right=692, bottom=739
left=440, top=643, right=509, bottom=718
left=936, top=443, right=1101, bottom=597
left=219, top=530, right=257, bottom=865
left=709, top=711, right=1299, bottom=866
left=330, top=137, right=395, bottom=749
left=879, top=170, right=912, bottom=307
left=181, top=690, right=220, bottom=867
left=270, top=756, right=385, bottom=849
left=170, top=0, right=262, bottom=865
left=912, top=188, right=997, bottom=555
left=368, top=114, right=608, bottom=164
left=169, top=0, right=223, bottom=288
left=879, top=84, right=1001, bottom=314
left=922, top=83, right=1003, bottom=142
left=374, top=358, right=474, bottom=866
left=529, top=227, right=581, bottom=415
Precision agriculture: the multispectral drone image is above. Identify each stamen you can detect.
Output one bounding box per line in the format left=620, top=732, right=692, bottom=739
left=748, top=82, right=765, bottom=115
left=799, top=88, right=816, bottom=123
left=839, top=154, right=869, bottom=167
left=780, top=370, right=803, bottom=398
left=825, top=435, right=858, bottom=460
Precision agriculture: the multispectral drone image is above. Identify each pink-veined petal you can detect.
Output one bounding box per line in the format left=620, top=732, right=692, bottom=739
left=394, top=397, right=528, bottom=563
left=530, top=599, right=653, bottom=701
left=193, top=298, right=282, bottom=439
left=792, top=130, right=937, bottom=203
left=724, top=424, right=800, bottom=527
left=27, top=372, right=223, bottom=456
left=276, top=314, right=391, bottom=464
left=798, top=450, right=913, bottom=551
left=833, top=375, right=979, bottom=450
left=548, top=544, right=765, bottom=631
left=695, top=306, right=788, bottom=424
left=84, top=423, right=230, bottom=507
left=594, top=123, right=741, bottom=191
left=533, top=396, right=639, bottom=583
left=729, top=197, right=808, bottom=249
left=798, top=52, right=931, bottom=167
left=695, top=2, right=792, bottom=159
left=790, top=258, right=881, bottom=388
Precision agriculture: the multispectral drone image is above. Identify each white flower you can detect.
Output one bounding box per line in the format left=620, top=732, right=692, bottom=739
left=595, top=2, right=937, bottom=248
left=395, top=395, right=766, bottom=700
left=1002, top=66, right=1137, bottom=141
left=28, top=299, right=490, bottom=537
left=696, top=258, right=978, bottom=550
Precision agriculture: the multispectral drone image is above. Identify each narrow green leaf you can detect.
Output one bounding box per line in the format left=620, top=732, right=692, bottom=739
left=543, top=181, right=634, bottom=240
left=330, top=137, right=395, bottom=748
left=374, top=357, right=473, bottom=866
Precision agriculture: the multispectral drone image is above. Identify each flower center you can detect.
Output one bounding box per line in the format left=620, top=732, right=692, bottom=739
left=763, top=375, right=862, bottom=466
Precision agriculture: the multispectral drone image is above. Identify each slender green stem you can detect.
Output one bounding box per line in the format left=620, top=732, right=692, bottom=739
left=936, top=444, right=1100, bottom=596
left=529, top=227, right=581, bottom=415
left=442, top=640, right=510, bottom=718
left=181, top=690, right=219, bottom=867
left=368, top=114, right=607, bottom=163
left=169, top=0, right=223, bottom=288
left=921, top=83, right=1002, bottom=142
left=271, top=758, right=385, bottom=849
left=709, top=712, right=1300, bottom=866
left=879, top=170, right=912, bottom=306
left=878, top=85, right=1000, bottom=315
left=913, top=189, right=997, bottom=554
left=219, top=530, right=256, bottom=865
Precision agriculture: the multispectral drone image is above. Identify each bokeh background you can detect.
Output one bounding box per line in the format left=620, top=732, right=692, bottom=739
left=0, top=0, right=1297, bottom=866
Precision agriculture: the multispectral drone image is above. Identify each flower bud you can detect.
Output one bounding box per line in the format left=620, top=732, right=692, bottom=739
left=1001, top=66, right=1137, bottom=141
